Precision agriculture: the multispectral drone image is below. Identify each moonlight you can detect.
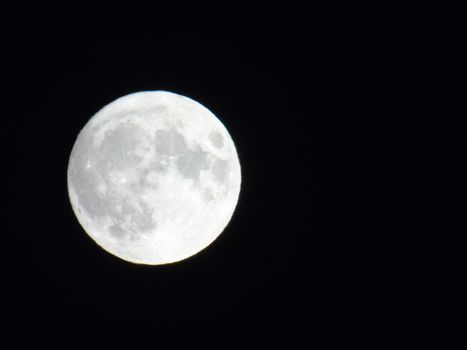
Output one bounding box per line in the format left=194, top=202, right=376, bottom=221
left=67, top=91, right=241, bottom=265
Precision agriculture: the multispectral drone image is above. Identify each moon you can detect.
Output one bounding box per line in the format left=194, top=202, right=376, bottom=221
left=67, top=91, right=241, bottom=265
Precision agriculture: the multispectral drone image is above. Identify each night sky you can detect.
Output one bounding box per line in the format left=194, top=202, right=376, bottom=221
left=5, top=27, right=379, bottom=328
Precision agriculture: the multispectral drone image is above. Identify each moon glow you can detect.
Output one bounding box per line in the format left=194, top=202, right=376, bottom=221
left=67, top=91, right=241, bottom=265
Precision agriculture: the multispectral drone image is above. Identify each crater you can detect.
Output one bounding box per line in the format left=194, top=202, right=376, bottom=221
left=209, top=130, right=224, bottom=148
left=155, top=129, right=187, bottom=156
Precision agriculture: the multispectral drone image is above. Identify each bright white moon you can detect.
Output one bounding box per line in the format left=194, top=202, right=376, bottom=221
left=67, top=91, right=241, bottom=265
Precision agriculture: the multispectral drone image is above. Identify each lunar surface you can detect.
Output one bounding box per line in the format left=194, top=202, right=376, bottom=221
left=67, top=91, right=241, bottom=265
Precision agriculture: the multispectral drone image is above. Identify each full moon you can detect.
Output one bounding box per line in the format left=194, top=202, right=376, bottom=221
left=67, top=91, right=241, bottom=265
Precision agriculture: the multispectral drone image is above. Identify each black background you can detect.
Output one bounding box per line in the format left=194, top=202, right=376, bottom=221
left=4, top=22, right=389, bottom=329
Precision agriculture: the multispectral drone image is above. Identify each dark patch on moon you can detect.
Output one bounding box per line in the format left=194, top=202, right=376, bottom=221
left=96, top=122, right=144, bottom=171
left=152, top=160, right=168, bottom=172
left=155, top=129, right=187, bottom=156
left=70, top=122, right=157, bottom=240
left=109, top=223, right=126, bottom=239
left=176, top=147, right=210, bottom=181
left=106, top=197, right=157, bottom=241
left=133, top=168, right=160, bottom=191
left=209, top=130, right=224, bottom=148
left=212, top=158, right=229, bottom=183
left=73, top=180, right=111, bottom=219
